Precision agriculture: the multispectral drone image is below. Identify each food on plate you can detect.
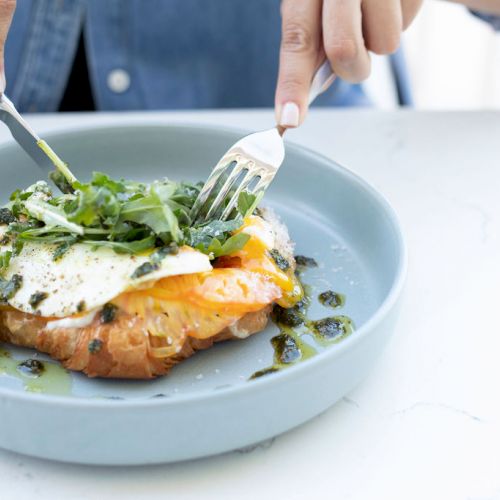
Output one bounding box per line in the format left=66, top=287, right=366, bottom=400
left=0, top=161, right=302, bottom=379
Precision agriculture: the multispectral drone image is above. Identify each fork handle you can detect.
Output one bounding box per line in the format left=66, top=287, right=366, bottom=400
left=278, top=60, right=336, bottom=136
left=308, top=60, right=336, bottom=105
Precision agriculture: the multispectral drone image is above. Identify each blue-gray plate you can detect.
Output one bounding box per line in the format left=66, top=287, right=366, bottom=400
left=0, top=124, right=406, bottom=465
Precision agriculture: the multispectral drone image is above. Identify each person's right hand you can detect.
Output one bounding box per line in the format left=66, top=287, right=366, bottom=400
left=275, top=0, right=422, bottom=128
left=0, top=0, right=16, bottom=93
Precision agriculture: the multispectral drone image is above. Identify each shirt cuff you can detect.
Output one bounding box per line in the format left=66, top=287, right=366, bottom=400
left=470, top=9, right=500, bottom=30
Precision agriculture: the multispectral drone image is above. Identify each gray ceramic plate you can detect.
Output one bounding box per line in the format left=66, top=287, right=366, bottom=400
left=0, top=123, right=406, bottom=465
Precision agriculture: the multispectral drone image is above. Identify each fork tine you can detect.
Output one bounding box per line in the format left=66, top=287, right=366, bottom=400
left=250, top=176, right=272, bottom=196
left=190, top=160, right=235, bottom=222
left=220, top=170, right=261, bottom=221
left=203, top=162, right=247, bottom=221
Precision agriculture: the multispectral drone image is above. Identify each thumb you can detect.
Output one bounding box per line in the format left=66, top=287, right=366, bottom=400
left=0, top=0, right=16, bottom=93
left=275, top=0, right=322, bottom=129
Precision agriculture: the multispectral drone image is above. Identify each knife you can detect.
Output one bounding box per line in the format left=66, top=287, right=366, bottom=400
left=0, top=93, right=54, bottom=173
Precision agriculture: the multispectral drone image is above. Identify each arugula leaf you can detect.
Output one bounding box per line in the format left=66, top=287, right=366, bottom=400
left=18, top=231, right=79, bottom=245
left=237, top=191, right=258, bottom=218
left=0, top=251, right=12, bottom=273
left=207, top=233, right=250, bottom=258
left=91, top=172, right=126, bottom=194
left=2, top=163, right=263, bottom=261
left=24, top=198, right=84, bottom=235
left=184, top=218, right=242, bottom=248
left=67, top=183, right=121, bottom=227
left=119, top=182, right=181, bottom=241
left=85, top=235, right=156, bottom=254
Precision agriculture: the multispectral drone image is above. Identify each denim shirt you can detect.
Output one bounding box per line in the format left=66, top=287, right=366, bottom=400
left=4, top=0, right=377, bottom=113
left=5, top=0, right=414, bottom=113
left=471, top=10, right=500, bottom=31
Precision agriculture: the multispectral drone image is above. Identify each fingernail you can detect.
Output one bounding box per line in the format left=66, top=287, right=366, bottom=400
left=279, top=102, right=300, bottom=128
left=0, top=72, right=5, bottom=94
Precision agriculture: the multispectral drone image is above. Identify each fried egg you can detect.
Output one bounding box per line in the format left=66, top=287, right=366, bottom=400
left=0, top=237, right=212, bottom=318
left=0, top=213, right=295, bottom=320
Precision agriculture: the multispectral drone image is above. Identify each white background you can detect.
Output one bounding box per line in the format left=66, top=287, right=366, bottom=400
left=367, top=0, right=500, bottom=109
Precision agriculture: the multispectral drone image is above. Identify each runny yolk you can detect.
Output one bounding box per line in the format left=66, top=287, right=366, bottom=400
left=232, top=216, right=303, bottom=308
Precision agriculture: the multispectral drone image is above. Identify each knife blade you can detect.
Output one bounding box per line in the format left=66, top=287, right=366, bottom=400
left=0, top=94, right=53, bottom=173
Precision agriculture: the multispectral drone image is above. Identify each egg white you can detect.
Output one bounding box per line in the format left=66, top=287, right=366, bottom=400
left=1, top=237, right=212, bottom=318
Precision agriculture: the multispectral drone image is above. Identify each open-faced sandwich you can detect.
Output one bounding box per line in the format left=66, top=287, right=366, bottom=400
left=0, top=160, right=302, bottom=379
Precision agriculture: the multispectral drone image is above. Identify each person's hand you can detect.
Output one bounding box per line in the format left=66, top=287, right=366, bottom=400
left=0, top=0, right=16, bottom=93
left=275, top=0, right=423, bottom=128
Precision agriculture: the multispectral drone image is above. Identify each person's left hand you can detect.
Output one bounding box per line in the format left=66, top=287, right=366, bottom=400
left=275, top=0, right=423, bottom=128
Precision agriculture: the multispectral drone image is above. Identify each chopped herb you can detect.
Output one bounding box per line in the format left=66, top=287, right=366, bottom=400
left=150, top=242, right=179, bottom=264
left=269, top=249, right=290, bottom=272
left=29, top=291, right=48, bottom=309
left=17, top=359, right=45, bottom=377
left=0, top=208, right=16, bottom=224
left=271, top=333, right=301, bottom=364
left=0, top=251, right=12, bottom=273
left=131, top=262, right=160, bottom=279
left=294, top=255, right=318, bottom=268
left=77, top=300, right=86, bottom=313
left=318, top=290, right=345, bottom=308
left=88, top=339, right=103, bottom=354
left=309, top=316, right=353, bottom=342
left=249, top=366, right=280, bottom=380
left=0, top=274, right=23, bottom=301
left=53, top=239, right=76, bottom=261
left=272, top=304, right=304, bottom=327
left=101, top=303, right=118, bottom=324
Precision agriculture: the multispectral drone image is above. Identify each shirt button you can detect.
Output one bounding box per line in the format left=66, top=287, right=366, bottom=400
left=107, top=69, right=131, bottom=94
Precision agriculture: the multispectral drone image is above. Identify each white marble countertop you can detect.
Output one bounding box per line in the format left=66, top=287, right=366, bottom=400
left=0, top=109, right=499, bottom=500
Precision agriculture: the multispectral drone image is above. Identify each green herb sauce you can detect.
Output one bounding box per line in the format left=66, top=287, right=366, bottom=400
left=0, top=349, right=72, bottom=395
left=131, top=261, right=159, bottom=279
left=268, top=249, right=290, bottom=272
left=310, top=315, right=354, bottom=345
left=0, top=208, right=16, bottom=225
left=88, top=339, right=103, bottom=354
left=250, top=257, right=354, bottom=380
left=101, top=303, right=118, bottom=324
left=318, top=290, right=345, bottom=309
left=29, top=291, right=49, bottom=310
left=294, top=255, right=318, bottom=268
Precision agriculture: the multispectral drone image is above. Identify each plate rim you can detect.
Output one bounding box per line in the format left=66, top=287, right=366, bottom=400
left=0, top=121, right=408, bottom=408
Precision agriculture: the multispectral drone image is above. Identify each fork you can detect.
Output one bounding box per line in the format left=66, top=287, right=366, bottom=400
left=190, top=61, right=335, bottom=223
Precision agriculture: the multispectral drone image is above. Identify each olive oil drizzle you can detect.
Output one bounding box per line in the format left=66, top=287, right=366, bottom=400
left=0, top=348, right=72, bottom=395
left=250, top=257, right=354, bottom=380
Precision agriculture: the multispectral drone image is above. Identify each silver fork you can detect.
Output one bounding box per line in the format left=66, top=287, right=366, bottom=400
left=190, top=61, right=335, bottom=223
